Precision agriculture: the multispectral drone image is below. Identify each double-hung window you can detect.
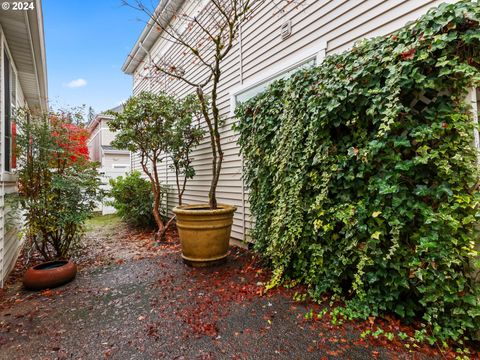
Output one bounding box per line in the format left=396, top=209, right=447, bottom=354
left=234, top=58, right=316, bottom=105
left=231, top=40, right=327, bottom=110
left=3, top=50, right=17, bottom=172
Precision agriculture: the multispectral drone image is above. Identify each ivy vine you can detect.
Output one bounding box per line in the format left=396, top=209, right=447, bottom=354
left=235, top=0, right=480, bottom=341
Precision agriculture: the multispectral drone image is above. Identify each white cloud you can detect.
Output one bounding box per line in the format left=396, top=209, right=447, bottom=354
left=66, top=78, right=87, bottom=88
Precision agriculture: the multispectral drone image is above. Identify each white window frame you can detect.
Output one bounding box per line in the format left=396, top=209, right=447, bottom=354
left=1, top=30, right=19, bottom=179
left=229, top=40, right=327, bottom=115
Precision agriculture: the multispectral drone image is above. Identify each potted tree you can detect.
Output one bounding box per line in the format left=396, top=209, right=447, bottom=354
left=17, top=109, right=101, bottom=290
left=126, top=0, right=261, bottom=266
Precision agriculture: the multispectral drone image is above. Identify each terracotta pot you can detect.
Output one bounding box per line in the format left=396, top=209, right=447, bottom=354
left=23, top=260, right=77, bottom=290
left=173, top=204, right=237, bottom=267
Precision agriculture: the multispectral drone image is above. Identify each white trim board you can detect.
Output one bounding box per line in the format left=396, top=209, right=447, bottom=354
left=229, top=39, right=327, bottom=115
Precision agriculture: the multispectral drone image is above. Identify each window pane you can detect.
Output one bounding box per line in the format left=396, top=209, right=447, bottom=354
left=10, top=65, right=16, bottom=106
left=4, top=50, right=11, bottom=171
left=11, top=121, right=16, bottom=169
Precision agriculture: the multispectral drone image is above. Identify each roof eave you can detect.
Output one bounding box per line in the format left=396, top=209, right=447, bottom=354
left=103, top=149, right=130, bottom=155
left=26, top=0, right=48, bottom=113
left=122, top=0, right=186, bottom=75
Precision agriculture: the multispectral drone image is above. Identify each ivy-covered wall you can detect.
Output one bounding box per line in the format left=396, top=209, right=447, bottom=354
left=235, top=1, right=480, bottom=341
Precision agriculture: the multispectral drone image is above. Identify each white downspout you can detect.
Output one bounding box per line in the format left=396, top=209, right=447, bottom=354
left=139, top=41, right=153, bottom=91
left=238, top=24, right=247, bottom=242
left=468, top=88, right=480, bottom=164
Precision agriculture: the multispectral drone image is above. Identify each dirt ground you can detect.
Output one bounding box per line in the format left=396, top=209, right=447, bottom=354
left=0, top=215, right=477, bottom=359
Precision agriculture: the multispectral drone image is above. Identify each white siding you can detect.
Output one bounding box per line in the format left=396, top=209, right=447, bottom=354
left=88, top=125, right=102, bottom=163
left=2, top=183, right=20, bottom=282
left=1, top=32, right=24, bottom=286
left=97, top=167, right=131, bottom=215
left=100, top=119, right=117, bottom=146
left=102, top=153, right=130, bottom=168
left=130, top=0, right=456, bottom=242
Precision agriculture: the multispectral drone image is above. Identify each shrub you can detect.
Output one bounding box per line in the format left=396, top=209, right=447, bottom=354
left=17, top=110, right=102, bottom=260
left=235, top=1, right=480, bottom=341
left=109, top=171, right=156, bottom=228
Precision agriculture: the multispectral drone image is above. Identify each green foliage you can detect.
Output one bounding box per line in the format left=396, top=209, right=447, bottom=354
left=16, top=109, right=102, bottom=261
left=107, top=92, right=177, bottom=156
left=167, top=95, right=205, bottom=205
left=235, top=1, right=480, bottom=341
left=107, top=92, right=202, bottom=234
left=109, top=171, right=156, bottom=228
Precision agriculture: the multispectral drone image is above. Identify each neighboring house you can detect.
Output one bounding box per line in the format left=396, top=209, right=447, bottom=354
left=87, top=106, right=131, bottom=214
left=122, top=0, right=459, bottom=242
left=0, top=0, right=48, bottom=286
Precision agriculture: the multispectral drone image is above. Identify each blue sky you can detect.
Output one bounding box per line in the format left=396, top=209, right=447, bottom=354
left=43, top=0, right=150, bottom=115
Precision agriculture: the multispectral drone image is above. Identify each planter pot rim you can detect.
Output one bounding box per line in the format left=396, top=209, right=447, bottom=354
left=173, top=203, right=237, bottom=215
left=23, top=260, right=77, bottom=291
left=32, top=260, right=69, bottom=270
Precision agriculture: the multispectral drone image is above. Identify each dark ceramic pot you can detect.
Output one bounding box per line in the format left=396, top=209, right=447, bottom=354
left=23, top=260, right=77, bottom=290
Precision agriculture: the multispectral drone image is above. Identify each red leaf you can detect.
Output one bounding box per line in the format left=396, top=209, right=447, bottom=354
left=400, top=48, right=416, bottom=60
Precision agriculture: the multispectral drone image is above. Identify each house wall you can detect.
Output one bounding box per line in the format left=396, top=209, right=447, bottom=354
left=0, top=28, right=25, bottom=286
left=102, top=153, right=131, bottom=169
left=130, top=0, right=456, bottom=242
left=88, top=117, right=124, bottom=164
left=88, top=122, right=102, bottom=163
left=100, top=118, right=117, bottom=146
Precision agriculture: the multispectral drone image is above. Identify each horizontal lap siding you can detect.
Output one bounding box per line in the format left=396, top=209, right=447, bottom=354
left=2, top=182, right=20, bottom=285
left=1, top=32, right=26, bottom=285
left=131, top=0, right=453, bottom=242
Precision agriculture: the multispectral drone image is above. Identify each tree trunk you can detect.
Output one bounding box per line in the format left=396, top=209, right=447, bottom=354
left=152, top=189, right=165, bottom=240
left=209, top=69, right=223, bottom=210
left=196, top=87, right=219, bottom=209
left=156, top=215, right=176, bottom=242
left=140, top=156, right=165, bottom=238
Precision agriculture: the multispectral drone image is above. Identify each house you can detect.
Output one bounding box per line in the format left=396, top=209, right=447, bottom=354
left=122, top=0, right=458, bottom=242
left=87, top=106, right=130, bottom=214
left=0, top=0, right=48, bottom=286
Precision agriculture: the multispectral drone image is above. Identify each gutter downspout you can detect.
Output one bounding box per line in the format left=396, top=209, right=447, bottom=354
left=239, top=24, right=243, bottom=85
left=238, top=24, right=247, bottom=242
left=139, top=41, right=153, bottom=92
left=468, top=88, right=480, bottom=165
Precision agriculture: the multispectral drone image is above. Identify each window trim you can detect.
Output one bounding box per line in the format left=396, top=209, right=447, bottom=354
left=229, top=40, right=327, bottom=116
left=4, top=49, right=11, bottom=173
left=1, top=33, right=19, bottom=177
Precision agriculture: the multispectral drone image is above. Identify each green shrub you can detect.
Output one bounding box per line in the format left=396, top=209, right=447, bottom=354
left=17, top=110, right=102, bottom=260
left=109, top=171, right=156, bottom=228
left=235, top=1, right=480, bottom=341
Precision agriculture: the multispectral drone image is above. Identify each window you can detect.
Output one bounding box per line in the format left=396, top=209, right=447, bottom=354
left=3, top=50, right=18, bottom=172
left=230, top=40, right=326, bottom=115
left=235, top=58, right=316, bottom=104
left=4, top=50, right=11, bottom=172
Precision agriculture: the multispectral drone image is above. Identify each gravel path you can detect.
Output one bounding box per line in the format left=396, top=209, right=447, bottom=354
left=0, top=215, right=466, bottom=359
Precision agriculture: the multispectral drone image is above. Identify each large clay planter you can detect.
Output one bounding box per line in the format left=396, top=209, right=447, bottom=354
left=23, top=260, right=77, bottom=290
left=173, top=204, right=237, bottom=267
